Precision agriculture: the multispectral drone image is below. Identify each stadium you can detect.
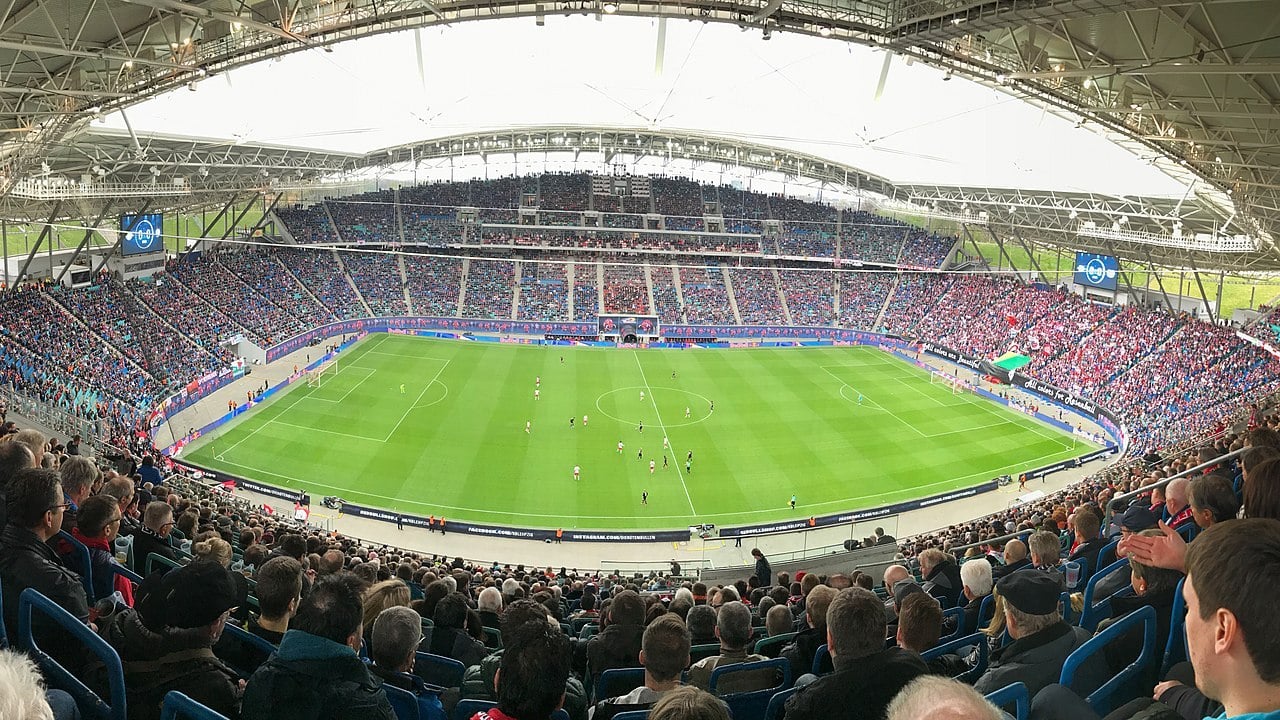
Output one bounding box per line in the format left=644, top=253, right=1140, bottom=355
left=0, top=2, right=1279, bottom=719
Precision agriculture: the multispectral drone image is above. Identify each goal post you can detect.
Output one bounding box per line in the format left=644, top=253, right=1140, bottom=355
left=306, top=360, right=337, bottom=388
left=928, top=371, right=962, bottom=394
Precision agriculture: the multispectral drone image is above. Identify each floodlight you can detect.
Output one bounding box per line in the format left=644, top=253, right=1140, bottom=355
left=818, top=26, right=832, bottom=37
left=602, top=1, right=617, bottom=13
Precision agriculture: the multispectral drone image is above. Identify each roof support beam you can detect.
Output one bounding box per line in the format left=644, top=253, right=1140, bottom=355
left=10, top=200, right=63, bottom=291
left=55, top=201, right=115, bottom=284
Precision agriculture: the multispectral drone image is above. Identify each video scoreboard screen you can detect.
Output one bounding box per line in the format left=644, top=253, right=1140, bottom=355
left=598, top=315, right=659, bottom=339
left=121, top=213, right=164, bottom=256
left=1074, top=252, right=1119, bottom=291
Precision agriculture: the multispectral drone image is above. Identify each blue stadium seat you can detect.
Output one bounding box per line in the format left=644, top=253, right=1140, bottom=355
left=937, top=607, right=966, bottom=645
left=160, top=691, right=231, bottom=720
left=753, top=631, right=797, bottom=657
left=1078, top=558, right=1133, bottom=632
left=55, top=529, right=95, bottom=601
left=984, top=682, right=1029, bottom=720
left=1160, top=578, right=1189, bottom=679
left=708, top=658, right=791, bottom=720
left=146, top=551, right=184, bottom=576
left=558, top=622, right=571, bottom=636
left=1097, top=540, right=1119, bottom=571
left=810, top=644, right=831, bottom=676
left=216, top=622, right=277, bottom=679
left=595, top=667, right=646, bottom=703
left=611, top=711, right=650, bottom=720
left=482, top=626, right=502, bottom=648
left=1060, top=605, right=1157, bottom=716
left=764, top=687, right=797, bottom=720
left=386, top=684, right=423, bottom=720
left=921, top=632, right=989, bottom=684
left=18, top=587, right=127, bottom=720
left=415, top=651, right=466, bottom=689
left=1060, top=591, right=1074, bottom=626
left=977, top=593, right=996, bottom=631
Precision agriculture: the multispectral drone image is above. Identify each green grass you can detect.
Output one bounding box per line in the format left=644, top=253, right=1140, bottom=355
left=182, top=335, right=1094, bottom=530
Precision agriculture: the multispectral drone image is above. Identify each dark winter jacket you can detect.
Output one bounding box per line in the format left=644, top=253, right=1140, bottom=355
left=922, top=559, right=963, bottom=609
left=973, top=621, right=1108, bottom=698
left=420, top=625, right=489, bottom=671
left=782, top=647, right=928, bottom=720
left=131, top=526, right=177, bottom=574
left=779, top=626, right=825, bottom=681
left=586, top=623, right=645, bottom=686
left=460, top=649, right=589, bottom=720
left=241, top=629, right=395, bottom=720
left=0, top=524, right=90, bottom=648
left=1101, top=588, right=1177, bottom=675
left=100, top=606, right=241, bottom=720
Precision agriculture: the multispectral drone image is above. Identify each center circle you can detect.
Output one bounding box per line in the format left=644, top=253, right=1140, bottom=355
left=593, top=386, right=714, bottom=427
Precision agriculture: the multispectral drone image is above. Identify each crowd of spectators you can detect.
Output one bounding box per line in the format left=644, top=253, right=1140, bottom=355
left=679, top=266, right=735, bottom=325
left=217, top=249, right=338, bottom=329
left=167, top=255, right=304, bottom=346
left=650, top=177, right=705, bottom=218
left=463, top=260, right=517, bottom=320
left=727, top=268, right=785, bottom=325
left=538, top=174, right=590, bottom=212
left=327, top=195, right=398, bottom=245
left=837, top=272, right=894, bottom=331
left=273, top=248, right=366, bottom=321
left=778, top=270, right=834, bottom=327
left=517, top=262, right=569, bottom=322
left=601, top=265, right=651, bottom=315
left=341, top=252, right=410, bottom=316
left=572, top=263, right=600, bottom=322
left=403, top=255, right=463, bottom=317
left=649, top=264, right=685, bottom=324
left=275, top=204, right=339, bottom=245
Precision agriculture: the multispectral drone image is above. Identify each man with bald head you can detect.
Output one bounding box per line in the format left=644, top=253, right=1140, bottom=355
left=886, top=676, right=1003, bottom=720
left=993, top=539, right=1030, bottom=580
left=882, top=565, right=911, bottom=621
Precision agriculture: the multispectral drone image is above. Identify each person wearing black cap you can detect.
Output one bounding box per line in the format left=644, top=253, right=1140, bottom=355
left=101, top=559, right=243, bottom=720
left=972, top=570, right=1107, bottom=697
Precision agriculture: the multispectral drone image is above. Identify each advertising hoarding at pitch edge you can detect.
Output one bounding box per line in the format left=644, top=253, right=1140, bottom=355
left=1073, top=252, right=1119, bottom=291
left=121, top=213, right=164, bottom=256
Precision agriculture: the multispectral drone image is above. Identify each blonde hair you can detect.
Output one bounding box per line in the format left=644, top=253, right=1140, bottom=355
left=982, top=589, right=1007, bottom=638
left=0, top=649, right=54, bottom=720
left=193, top=537, right=233, bottom=567
left=362, top=579, right=411, bottom=631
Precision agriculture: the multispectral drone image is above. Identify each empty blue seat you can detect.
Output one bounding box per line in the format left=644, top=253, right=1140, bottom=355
left=984, top=682, right=1029, bottom=720
left=810, top=644, right=832, bottom=676
left=611, top=711, right=650, bottom=720
left=764, top=687, right=796, bottom=720
left=595, top=667, right=646, bottom=704
left=160, top=691, right=231, bottom=720
left=19, top=587, right=127, bottom=720
left=415, top=651, right=466, bottom=689
left=386, top=684, right=423, bottom=720
left=1060, top=605, right=1158, bottom=715
left=54, top=529, right=95, bottom=601
left=937, top=606, right=966, bottom=645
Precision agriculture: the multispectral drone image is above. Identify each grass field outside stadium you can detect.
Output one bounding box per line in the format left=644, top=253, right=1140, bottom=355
left=181, top=334, right=1097, bottom=531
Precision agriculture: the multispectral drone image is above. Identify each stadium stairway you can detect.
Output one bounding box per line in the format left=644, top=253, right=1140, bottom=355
left=456, top=259, right=470, bottom=317
left=399, top=253, right=415, bottom=314
left=511, top=260, right=522, bottom=320
left=872, top=273, right=902, bottom=330
left=643, top=264, right=657, bottom=318
left=332, top=249, right=375, bottom=317
left=595, top=262, right=606, bottom=315
left=772, top=267, right=794, bottom=325
left=722, top=267, right=744, bottom=325
left=567, top=261, right=576, bottom=320
left=321, top=202, right=345, bottom=244
left=43, top=290, right=157, bottom=383
left=671, top=265, right=689, bottom=323
left=394, top=188, right=408, bottom=245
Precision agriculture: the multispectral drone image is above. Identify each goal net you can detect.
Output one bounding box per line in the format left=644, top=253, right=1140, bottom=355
left=929, top=370, right=968, bottom=395
left=306, top=361, right=337, bottom=388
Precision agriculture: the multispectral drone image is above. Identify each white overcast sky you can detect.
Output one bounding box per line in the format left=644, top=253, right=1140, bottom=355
left=102, top=15, right=1191, bottom=197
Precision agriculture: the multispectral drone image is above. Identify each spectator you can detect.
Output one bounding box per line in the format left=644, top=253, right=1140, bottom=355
left=361, top=579, right=411, bottom=657
left=0, top=441, right=34, bottom=531
left=688, top=601, right=770, bottom=691
left=56, top=455, right=97, bottom=531
left=462, top=599, right=587, bottom=720
left=250, top=556, right=304, bottom=643
left=0, top=647, right=78, bottom=720
left=994, top=539, right=1030, bottom=579
left=132, top=501, right=177, bottom=574
left=138, top=455, right=163, bottom=486
left=478, top=586, right=504, bottom=632
left=959, top=559, right=993, bottom=633
left=779, top=585, right=835, bottom=681
left=751, top=549, right=771, bottom=590
left=102, top=560, right=242, bottom=720
left=1164, top=477, right=1195, bottom=529
left=918, top=549, right=962, bottom=609
left=764, top=605, right=793, bottom=641
left=1030, top=518, right=1280, bottom=720
left=646, top=686, right=729, bottom=720
left=686, top=605, right=717, bottom=646
left=1189, top=474, right=1240, bottom=529
left=1028, top=531, right=1061, bottom=572
left=1097, top=528, right=1184, bottom=674
left=783, top=588, right=928, bottom=720
left=972, top=570, right=1106, bottom=696
left=421, top=592, right=488, bottom=670
left=471, top=620, right=571, bottom=720
left=590, top=614, right=690, bottom=720
left=587, top=590, right=646, bottom=687
left=369, top=605, right=446, bottom=720
left=69, top=494, right=133, bottom=605
left=0, top=468, right=89, bottom=643
left=99, top=475, right=140, bottom=537
left=885, top=676, right=1003, bottom=720
left=242, top=572, right=395, bottom=720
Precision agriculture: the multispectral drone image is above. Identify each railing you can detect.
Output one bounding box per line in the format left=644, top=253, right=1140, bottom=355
left=0, top=384, right=109, bottom=454
left=949, top=528, right=1034, bottom=556
left=1102, top=446, right=1246, bottom=527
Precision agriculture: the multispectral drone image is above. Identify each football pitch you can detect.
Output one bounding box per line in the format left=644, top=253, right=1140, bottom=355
left=182, top=334, right=1094, bottom=530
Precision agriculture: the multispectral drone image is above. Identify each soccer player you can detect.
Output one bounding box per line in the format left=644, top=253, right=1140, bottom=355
left=617, top=440, right=624, bottom=454
left=534, top=389, right=540, bottom=400
left=857, top=392, right=863, bottom=404
left=672, top=371, right=677, bottom=379
left=536, top=375, right=541, bottom=387
left=573, top=465, right=580, bottom=481
left=686, top=460, right=692, bottom=473
left=637, top=421, right=643, bottom=433
left=685, top=406, right=691, bottom=418
left=649, top=460, right=655, bottom=474
left=710, top=400, right=714, bottom=412
left=663, top=436, right=669, bottom=450
left=640, top=390, right=645, bottom=402
left=569, top=417, right=574, bottom=428
left=525, top=421, right=531, bottom=433
left=789, top=495, right=796, bottom=510
left=687, top=450, right=693, bottom=462
left=663, top=455, right=668, bottom=469
left=400, top=383, right=406, bottom=394
left=637, top=448, right=643, bottom=460
left=642, top=490, right=648, bottom=505
left=583, top=414, right=589, bottom=426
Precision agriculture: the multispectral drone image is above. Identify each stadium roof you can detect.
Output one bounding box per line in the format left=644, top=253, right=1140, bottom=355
left=0, top=0, right=1276, bottom=269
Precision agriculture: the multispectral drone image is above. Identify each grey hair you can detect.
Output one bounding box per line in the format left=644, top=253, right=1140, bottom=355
left=886, top=675, right=1003, bottom=720
left=0, top=649, right=54, bottom=720
left=371, top=606, right=423, bottom=670
left=478, top=586, right=503, bottom=612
